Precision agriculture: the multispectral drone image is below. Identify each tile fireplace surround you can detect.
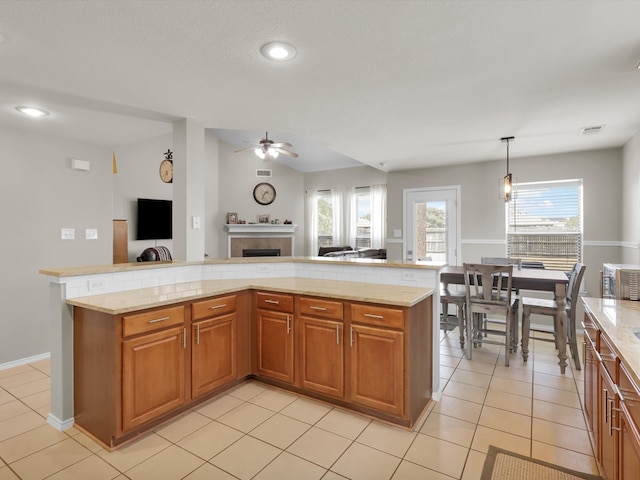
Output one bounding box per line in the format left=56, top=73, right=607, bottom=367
left=225, top=223, right=296, bottom=257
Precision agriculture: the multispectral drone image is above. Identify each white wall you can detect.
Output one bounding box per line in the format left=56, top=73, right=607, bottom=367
left=622, top=131, right=640, bottom=264
left=0, top=126, right=112, bottom=364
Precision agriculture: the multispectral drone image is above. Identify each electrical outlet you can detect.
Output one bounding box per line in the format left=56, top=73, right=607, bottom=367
left=88, top=278, right=105, bottom=291
left=257, top=265, right=271, bottom=273
left=401, top=270, right=415, bottom=281
left=61, top=228, right=75, bottom=240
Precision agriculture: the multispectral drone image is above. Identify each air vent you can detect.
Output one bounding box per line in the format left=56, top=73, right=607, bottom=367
left=256, top=169, right=272, bottom=177
left=580, top=125, right=605, bottom=136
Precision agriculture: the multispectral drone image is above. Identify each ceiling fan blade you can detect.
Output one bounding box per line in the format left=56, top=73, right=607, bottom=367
left=275, top=148, right=298, bottom=158
left=233, top=147, right=258, bottom=153
left=271, top=142, right=292, bottom=148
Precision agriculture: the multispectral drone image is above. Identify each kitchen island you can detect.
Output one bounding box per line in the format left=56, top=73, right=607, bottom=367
left=41, top=257, right=442, bottom=440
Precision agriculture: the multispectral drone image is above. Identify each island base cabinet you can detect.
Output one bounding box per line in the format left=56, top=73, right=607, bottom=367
left=192, top=313, right=236, bottom=398
left=255, top=309, right=295, bottom=384
left=122, top=326, right=186, bottom=431
left=299, top=316, right=344, bottom=398
left=348, top=324, right=404, bottom=416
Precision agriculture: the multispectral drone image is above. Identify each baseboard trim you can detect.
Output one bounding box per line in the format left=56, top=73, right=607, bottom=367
left=0, top=352, right=50, bottom=371
left=47, top=412, right=74, bottom=431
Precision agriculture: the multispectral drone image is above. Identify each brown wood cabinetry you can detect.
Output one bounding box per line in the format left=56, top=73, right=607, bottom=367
left=584, top=309, right=640, bottom=480
left=299, top=296, right=344, bottom=398
left=254, top=292, right=295, bottom=384
left=191, top=295, right=237, bottom=397
left=113, top=219, right=128, bottom=263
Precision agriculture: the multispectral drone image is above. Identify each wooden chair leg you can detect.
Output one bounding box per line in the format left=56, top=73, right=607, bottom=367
left=504, top=312, right=511, bottom=367
left=521, top=306, right=531, bottom=362
left=457, top=302, right=465, bottom=349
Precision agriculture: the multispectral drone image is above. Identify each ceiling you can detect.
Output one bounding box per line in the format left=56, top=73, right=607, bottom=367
left=1, top=1, right=640, bottom=173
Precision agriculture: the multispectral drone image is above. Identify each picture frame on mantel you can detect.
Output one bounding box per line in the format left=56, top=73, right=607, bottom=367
left=226, top=212, right=238, bottom=224
left=257, top=214, right=270, bottom=224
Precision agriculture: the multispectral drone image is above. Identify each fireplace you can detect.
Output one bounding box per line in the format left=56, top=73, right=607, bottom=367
left=242, top=249, right=281, bottom=257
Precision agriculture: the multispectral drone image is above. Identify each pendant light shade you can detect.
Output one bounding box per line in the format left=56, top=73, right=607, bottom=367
left=501, top=136, right=514, bottom=202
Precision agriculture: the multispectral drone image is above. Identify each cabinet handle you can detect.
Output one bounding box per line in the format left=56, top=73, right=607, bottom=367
left=209, top=304, right=226, bottom=310
left=336, top=325, right=340, bottom=344
left=148, top=316, right=170, bottom=324
left=196, top=324, right=200, bottom=345
left=350, top=326, right=354, bottom=347
left=265, top=299, right=279, bottom=305
left=603, top=388, right=609, bottom=425
left=286, top=316, right=291, bottom=334
left=364, top=313, right=384, bottom=319
left=183, top=328, right=186, bottom=349
left=611, top=405, right=622, bottom=433
left=310, top=306, right=327, bottom=311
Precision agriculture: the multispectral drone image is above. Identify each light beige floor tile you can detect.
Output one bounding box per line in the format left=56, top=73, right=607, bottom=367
left=28, top=359, right=51, bottom=375
left=9, top=437, right=91, bottom=480
left=332, top=442, right=401, bottom=480
left=315, top=408, right=371, bottom=440
left=440, top=365, right=455, bottom=380
left=492, top=364, right=533, bottom=383
left=0, top=365, right=33, bottom=380
left=249, top=388, right=298, bottom=412
left=488, top=375, right=532, bottom=397
left=155, top=411, right=211, bottom=443
left=465, top=349, right=499, bottom=365
left=6, top=378, right=51, bottom=399
left=531, top=440, right=600, bottom=476
left=404, top=434, right=468, bottom=478
left=457, top=358, right=496, bottom=375
left=216, top=402, right=274, bottom=433
left=45, top=454, right=120, bottom=480
left=440, top=345, right=465, bottom=358
left=356, top=421, right=417, bottom=458
left=322, top=472, right=350, bottom=480
left=534, top=359, right=574, bottom=378
left=286, top=426, right=351, bottom=468
left=0, top=411, right=47, bottom=442
left=470, top=425, right=530, bottom=456
left=450, top=369, right=492, bottom=388
left=532, top=399, right=587, bottom=430
left=71, top=431, right=103, bottom=453
left=127, top=444, right=204, bottom=480
left=478, top=405, right=531, bottom=438
left=250, top=413, right=311, bottom=449
left=0, top=465, right=20, bottom=480
left=0, top=389, right=14, bottom=406
left=280, top=396, right=332, bottom=425
left=420, top=412, right=476, bottom=448
left=432, top=395, right=483, bottom=424
left=439, top=354, right=462, bottom=368
left=534, top=371, right=580, bottom=392
left=533, top=384, right=581, bottom=409
left=442, top=380, right=488, bottom=405
left=211, top=435, right=280, bottom=480
left=227, top=381, right=268, bottom=401
left=0, top=370, right=48, bottom=389
left=177, top=421, right=243, bottom=460
left=182, top=462, right=237, bottom=480
left=98, top=433, right=172, bottom=472
left=391, top=460, right=454, bottom=480
left=0, top=423, right=68, bottom=463
left=0, top=400, right=30, bottom=423
left=197, top=394, right=244, bottom=419
left=461, top=449, right=486, bottom=480
left=19, top=390, right=50, bottom=411
left=34, top=405, right=49, bottom=419
left=253, top=451, right=326, bottom=480
left=484, top=389, right=532, bottom=416
left=532, top=418, right=593, bottom=455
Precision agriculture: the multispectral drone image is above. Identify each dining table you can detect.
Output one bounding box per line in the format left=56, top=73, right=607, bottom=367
left=440, top=265, right=571, bottom=373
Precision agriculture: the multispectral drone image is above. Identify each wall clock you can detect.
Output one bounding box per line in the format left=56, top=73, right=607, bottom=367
left=253, top=182, right=276, bottom=205
left=159, top=159, right=173, bottom=183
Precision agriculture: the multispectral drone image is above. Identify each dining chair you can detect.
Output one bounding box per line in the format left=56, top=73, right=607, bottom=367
left=464, top=263, right=519, bottom=366
left=440, top=286, right=466, bottom=349
left=520, top=263, right=586, bottom=369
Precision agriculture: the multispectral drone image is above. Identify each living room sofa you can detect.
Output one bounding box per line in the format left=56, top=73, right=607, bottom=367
left=318, top=246, right=387, bottom=259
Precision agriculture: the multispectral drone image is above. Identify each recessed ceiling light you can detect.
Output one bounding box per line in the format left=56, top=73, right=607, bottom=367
left=261, top=42, right=296, bottom=61
left=16, top=106, right=49, bottom=117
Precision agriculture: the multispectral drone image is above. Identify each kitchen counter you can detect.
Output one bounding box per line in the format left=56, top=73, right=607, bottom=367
left=67, top=277, right=433, bottom=314
left=582, top=297, right=640, bottom=386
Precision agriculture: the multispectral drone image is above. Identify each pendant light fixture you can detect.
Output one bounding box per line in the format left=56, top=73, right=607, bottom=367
left=501, top=136, right=514, bottom=202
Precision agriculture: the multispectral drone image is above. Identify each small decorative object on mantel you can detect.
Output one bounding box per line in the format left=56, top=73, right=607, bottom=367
left=283, top=219, right=292, bottom=224
left=226, top=212, right=238, bottom=224
left=257, top=214, right=270, bottom=224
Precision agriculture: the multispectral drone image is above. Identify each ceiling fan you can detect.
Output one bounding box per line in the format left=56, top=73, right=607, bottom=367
left=234, top=131, right=299, bottom=160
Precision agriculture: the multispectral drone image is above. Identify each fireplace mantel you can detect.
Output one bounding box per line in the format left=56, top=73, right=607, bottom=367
left=225, top=224, right=297, bottom=257
left=225, top=224, right=297, bottom=234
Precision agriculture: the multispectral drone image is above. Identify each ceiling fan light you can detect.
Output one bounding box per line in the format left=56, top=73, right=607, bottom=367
left=16, top=106, right=49, bottom=117
left=255, top=148, right=266, bottom=160
left=261, top=42, right=296, bottom=61
left=268, top=148, right=279, bottom=159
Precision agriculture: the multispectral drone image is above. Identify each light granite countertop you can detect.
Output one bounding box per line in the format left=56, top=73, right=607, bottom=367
left=582, top=297, right=640, bottom=387
left=40, top=256, right=444, bottom=278
left=67, top=277, right=434, bottom=315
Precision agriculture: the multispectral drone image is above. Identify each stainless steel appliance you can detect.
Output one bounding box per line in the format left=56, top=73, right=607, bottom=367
left=601, top=263, right=640, bottom=300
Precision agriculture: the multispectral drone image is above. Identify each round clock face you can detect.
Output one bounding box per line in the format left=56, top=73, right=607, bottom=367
left=159, top=159, right=173, bottom=183
left=253, top=182, right=276, bottom=205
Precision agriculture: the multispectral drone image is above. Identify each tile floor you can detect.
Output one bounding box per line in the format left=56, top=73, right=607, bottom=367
left=0, top=330, right=601, bottom=480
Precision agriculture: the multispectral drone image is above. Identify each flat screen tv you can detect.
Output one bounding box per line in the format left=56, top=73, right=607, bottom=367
left=136, top=198, right=172, bottom=240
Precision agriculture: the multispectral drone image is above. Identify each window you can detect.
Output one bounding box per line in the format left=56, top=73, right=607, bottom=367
left=355, top=187, right=371, bottom=248
left=506, top=179, right=582, bottom=271
left=316, top=190, right=333, bottom=247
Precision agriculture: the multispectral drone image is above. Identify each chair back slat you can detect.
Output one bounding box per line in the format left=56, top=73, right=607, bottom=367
left=464, top=263, right=514, bottom=307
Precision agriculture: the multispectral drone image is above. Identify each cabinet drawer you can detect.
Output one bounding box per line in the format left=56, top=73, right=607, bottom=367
left=620, top=363, right=640, bottom=431
left=350, top=303, right=404, bottom=329
left=599, top=334, right=618, bottom=381
left=123, top=305, right=185, bottom=337
left=256, top=292, right=294, bottom=313
left=582, top=313, right=598, bottom=347
left=300, top=297, right=343, bottom=320
left=192, top=295, right=237, bottom=321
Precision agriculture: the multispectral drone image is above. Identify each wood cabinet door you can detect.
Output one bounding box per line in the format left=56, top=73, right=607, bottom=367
left=192, top=313, right=237, bottom=398
left=584, top=332, right=597, bottom=438
left=349, top=324, right=404, bottom=416
left=256, top=309, right=294, bottom=384
left=300, top=316, right=344, bottom=398
left=122, top=326, right=186, bottom=431
left=599, top=362, right=618, bottom=480
left=619, top=402, right=640, bottom=480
